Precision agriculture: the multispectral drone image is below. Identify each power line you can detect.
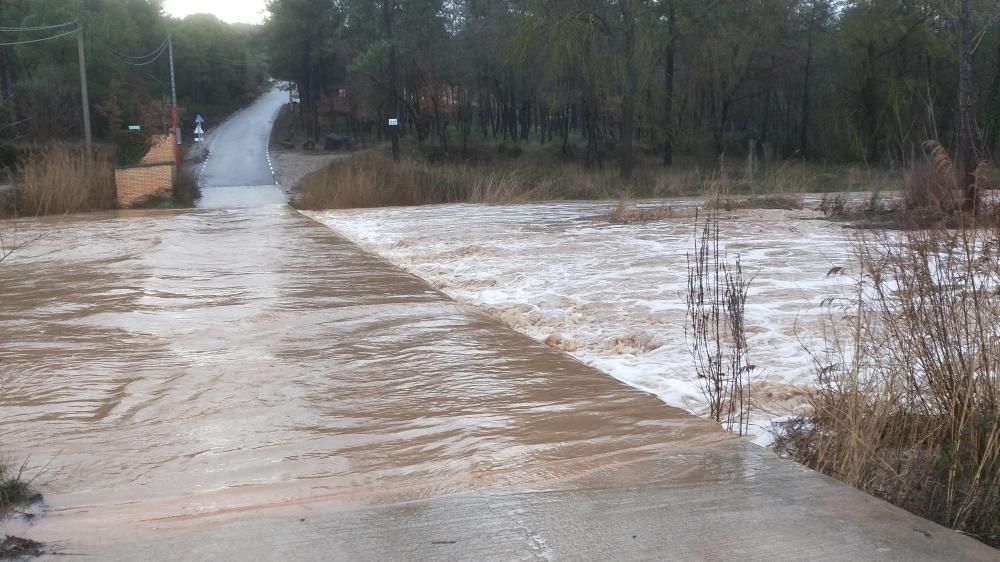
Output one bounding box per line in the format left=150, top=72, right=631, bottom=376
left=112, top=37, right=169, bottom=63
left=0, top=27, right=79, bottom=47
left=0, top=21, right=78, bottom=32
left=112, top=44, right=169, bottom=66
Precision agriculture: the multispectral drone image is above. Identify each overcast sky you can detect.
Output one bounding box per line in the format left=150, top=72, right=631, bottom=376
left=163, top=0, right=267, bottom=24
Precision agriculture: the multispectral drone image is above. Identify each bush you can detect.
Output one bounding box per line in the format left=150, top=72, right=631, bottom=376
left=114, top=133, right=152, bottom=167
left=172, top=165, right=201, bottom=207
left=0, top=459, right=40, bottom=517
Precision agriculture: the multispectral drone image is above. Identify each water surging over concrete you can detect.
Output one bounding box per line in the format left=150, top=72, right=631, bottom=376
left=0, top=204, right=718, bottom=540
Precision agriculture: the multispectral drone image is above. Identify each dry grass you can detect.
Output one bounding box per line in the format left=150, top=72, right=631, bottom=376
left=706, top=194, right=805, bottom=211
left=298, top=153, right=462, bottom=209
left=0, top=460, right=39, bottom=518
left=298, top=152, right=568, bottom=209
left=298, top=149, right=893, bottom=211
left=604, top=194, right=676, bottom=224
left=816, top=143, right=1000, bottom=229
left=12, top=144, right=115, bottom=216
left=686, top=207, right=756, bottom=435
left=779, top=221, right=1000, bottom=547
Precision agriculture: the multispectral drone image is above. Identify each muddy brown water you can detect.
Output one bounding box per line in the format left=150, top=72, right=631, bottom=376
left=0, top=200, right=721, bottom=545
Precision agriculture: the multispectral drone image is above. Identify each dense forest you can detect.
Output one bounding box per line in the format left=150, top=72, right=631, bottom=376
left=0, top=0, right=269, bottom=149
left=266, top=0, right=1000, bottom=179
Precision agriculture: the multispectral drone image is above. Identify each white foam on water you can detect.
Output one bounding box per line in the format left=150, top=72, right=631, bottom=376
left=305, top=201, right=856, bottom=445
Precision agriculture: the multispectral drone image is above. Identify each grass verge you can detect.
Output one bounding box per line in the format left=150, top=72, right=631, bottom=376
left=296, top=146, right=904, bottom=210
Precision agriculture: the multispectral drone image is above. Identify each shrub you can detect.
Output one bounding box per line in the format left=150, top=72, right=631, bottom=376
left=114, top=133, right=152, bottom=167
left=686, top=207, right=756, bottom=435
left=0, top=459, right=40, bottom=517
left=172, top=165, right=201, bottom=207
left=781, top=223, right=1000, bottom=546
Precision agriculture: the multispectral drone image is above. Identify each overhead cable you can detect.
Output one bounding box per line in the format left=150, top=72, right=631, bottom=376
left=0, top=21, right=78, bottom=32
left=0, top=27, right=79, bottom=46
left=111, top=37, right=169, bottom=66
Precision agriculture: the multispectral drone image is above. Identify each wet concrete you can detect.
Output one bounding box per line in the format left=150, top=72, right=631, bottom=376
left=0, top=92, right=995, bottom=560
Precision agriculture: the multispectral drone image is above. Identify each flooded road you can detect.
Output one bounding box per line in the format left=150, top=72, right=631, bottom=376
left=1, top=204, right=718, bottom=533
left=307, top=202, right=856, bottom=445
left=1, top=92, right=996, bottom=560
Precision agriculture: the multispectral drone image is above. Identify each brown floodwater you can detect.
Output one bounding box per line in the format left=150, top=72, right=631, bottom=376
left=0, top=200, right=722, bottom=543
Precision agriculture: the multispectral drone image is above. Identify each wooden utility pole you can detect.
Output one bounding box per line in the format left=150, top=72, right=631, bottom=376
left=168, top=34, right=180, bottom=167
left=76, top=25, right=92, bottom=157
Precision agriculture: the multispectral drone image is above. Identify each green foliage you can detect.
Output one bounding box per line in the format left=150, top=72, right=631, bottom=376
left=260, top=0, right=999, bottom=171
left=0, top=1, right=269, bottom=144
left=114, top=132, right=151, bottom=166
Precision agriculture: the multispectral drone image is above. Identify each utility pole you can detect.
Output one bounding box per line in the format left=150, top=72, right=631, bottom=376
left=168, top=34, right=179, bottom=167
left=76, top=25, right=92, bottom=158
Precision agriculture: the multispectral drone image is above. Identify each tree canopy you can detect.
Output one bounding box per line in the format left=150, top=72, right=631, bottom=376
left=0, top=0, right=269, bottom=145
left=264, top=0, right=1000, bottom=177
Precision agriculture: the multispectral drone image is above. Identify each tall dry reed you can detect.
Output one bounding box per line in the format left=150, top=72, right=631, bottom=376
left=782, top=157, right=1000, bottom=546
left=14, top=144, right=115, bottom=216
left=686, top=205, right=756, bottom=435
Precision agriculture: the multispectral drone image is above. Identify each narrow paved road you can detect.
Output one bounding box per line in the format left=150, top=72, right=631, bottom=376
left=198, top=86, right=285, bottom=189
left=0, top=93, right=995, bottom=560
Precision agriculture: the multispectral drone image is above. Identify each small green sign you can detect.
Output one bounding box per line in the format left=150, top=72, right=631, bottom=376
left=128, top=125, right=141, bottom=131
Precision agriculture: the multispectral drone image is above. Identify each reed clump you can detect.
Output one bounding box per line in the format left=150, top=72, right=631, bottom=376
left=12, top=144, right=115, bottom=216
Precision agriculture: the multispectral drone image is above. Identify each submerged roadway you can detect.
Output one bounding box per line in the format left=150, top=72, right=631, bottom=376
left=0, top=88, right=994, bottom=561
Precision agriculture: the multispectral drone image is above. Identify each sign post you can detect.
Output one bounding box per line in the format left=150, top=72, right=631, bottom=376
left=387, top=117, right=399, bottom=162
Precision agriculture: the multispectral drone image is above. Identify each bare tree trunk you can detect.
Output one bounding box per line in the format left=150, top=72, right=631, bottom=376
left=800, top=2, right=817, bottom=157
left=619, top=8, right=638, bottom=179
left=384, top=0, right=400, bottom=162
left=663, top=0, right=676, bottom=166
left=957, top=0, right=978, bottom=212
left=987, top=42, right=1000, bottom=152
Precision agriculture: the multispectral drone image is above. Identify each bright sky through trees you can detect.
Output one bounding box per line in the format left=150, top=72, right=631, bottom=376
left=163, top=0, right=267, bottom=24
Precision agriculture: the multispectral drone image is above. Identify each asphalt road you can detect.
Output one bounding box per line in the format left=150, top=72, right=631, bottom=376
left=197, top=86, right=286, bottom=189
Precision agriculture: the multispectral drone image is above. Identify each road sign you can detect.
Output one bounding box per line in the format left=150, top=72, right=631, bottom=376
left=194, top=124, right=204, bottom=135
left=128, top=125, right=141, bottom=131
left=388, top=118, right=399, bottom=126
left=195, top=114, right=205, bottom=125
